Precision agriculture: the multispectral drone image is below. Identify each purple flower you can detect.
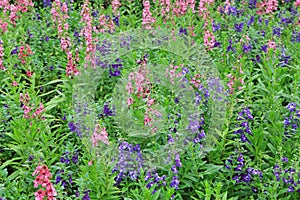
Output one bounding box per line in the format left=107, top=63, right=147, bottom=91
left=55, top=176, right=62, bottom=184
left=288, top=186, right=294, bottom=192
left=82, top=190, right=91, bottom=200
left=243, top=44, right=252, bottom=53
left=43, top=0, right=51, bottom=7
left=103, top=103, right=115, bottom=116
left=11, top=46, right=18, bottom=55
left=212, top=22, right=221, bottom=32
left=286, top=102, right=297, bottom=112
left=72, top=152, right=79, bottom=164
left=234, top=22, right=244, bottom=32
left=213, top=41, right=221, bottom=48
left=226, top=40, right=235, bottom=53
left=247, top=16, right=255, bottom=26
left=291, top=31, right=300, bottom=43
left=265, top=19, right=269, bottom=26
left=92, top=10, right=99, bottom=17
left=261, top=45, right=268, bottom=53
left=249, top=0, right=257, bottom=9
left=68, top=122, right=80, bottom=135
left=113, top=142, right=143, bottom=185
left=27, top=29, right=33, bottom=38
left=179, top=27, right=187, bottom=36
left=181, top=67, right=189, bottom=75
left=170, top=176, right=180, bottom=190
left=113, top=16, right=120, bottom=26
left=28, top=155, right=34, bottom=161
left=273, top=27, right=282, bottom=37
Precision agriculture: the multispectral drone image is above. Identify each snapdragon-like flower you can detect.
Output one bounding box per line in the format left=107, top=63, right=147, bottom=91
left=142, top=0, right=156, bottom=30
left=91, top=124, right=109, bottom=147
left=234, top=22, right=244, bottom=32
left=0, top=39, right=5, bottom=70
left=226, top=39, right=235, bottom=53
left=145, top=169, right=167, bottom=194
left=179, top=27, right=188, bottom=36
left=283, top=102, right=299, bottom=135
left=273, top=158, right=300, bottom=193
left=32, top=164, right=57, bottom=200
left=234, top=108, right=254, bottom=143
left=227, top=153, right=262, bottom=185
left=247, top=16, right=255, bottom=26
left=112, top=142, right=143, bottom=185
left=249, top=0, right=257, bottom=9
left=170, top=176, right=180, bottom=190
left=291, top=31, right=300, bottom=43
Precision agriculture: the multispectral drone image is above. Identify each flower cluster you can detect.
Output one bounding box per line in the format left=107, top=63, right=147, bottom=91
left=53, top=151, right=80, bottom=196
left=18, top=44, right=33, bottom=65
left=142, top=0, right=156, bottom=30
left=283, top=102, right=299, bottom=136
left=173, top=0, right=189, bottom=16
left=125, top=55, right=161, bottom=131
left=0, top=0, right=34, bottom=25
left=68, top=121, right=81, bottom=137
left=82, top=190, right=91, bottom=200
left=0, top=39, right=5, bottom=71
left=186, top=113, right=206, bottom=144
left=256, top=0, right=277, bottom=15
left=112, top=142, right=143, bottom=185
left=145, top=153, right=181, bottom=194
left=95, top=14, right=115, bottom=34
left=71, top=101, right=95, bottom=137
left=55, top=169, right=73, bottom=189
left=51, top=0, right=79, bottom=76
left=20, top=93, right=45, bottom=120
left=226, top=153, right=262, bottom=188
left=32, top=164, right=57, bottom=200
left=207, top=77, right=227, bottom=101
left=111, top=0, right=121, bottom=15
left=145, top=169, right=167, bottom=194
left=204, top=30, right=216, bottom=50
left=99, top=102, right=115, bottom=118
left=273, top=158, right=300, bottom=193
left=109, top=58, right=123, bottom=77
left=157, top=0, right=171, bottom=22
left=43, top=0, right=51, bottom=7
left=170, top=153, right=182, bottom=174
left=0, top=19, right=8, bottom=34
left=234, top=108, right=254, bottom=143
left=165, top=63, right=182, bottom=85
left=227, top=71, right=245, bottom=94
left=91, top=124, right=109, bottom=148
left=59, top=151, right=79, bottom=165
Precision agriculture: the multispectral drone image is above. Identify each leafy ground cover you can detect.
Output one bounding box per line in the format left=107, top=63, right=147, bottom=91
left=0, top=0, right=300, bottom=199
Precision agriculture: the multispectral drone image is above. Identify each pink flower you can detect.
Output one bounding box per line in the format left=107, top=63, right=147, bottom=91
left=32, top=164, right=56, bottom=200
left=142, top=0, right=156, bottom=29
left=203, top=30, right=215, bottom=49
left=0, top=19, right=8, bottom=34
left=12, top=81, right=18, bottom=86
left=127, top=97, right=134, bottom=106
left=268, top=40, right=276, bottom=49
left=26, top=70, right=33, bottom=78
left=295, top=0, right=300, bottom=7
left=112, top=0, right=121, bottom=15
left=34, top=189, right=46, bottom=200
left=91, top=125, right=110, bottom=147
